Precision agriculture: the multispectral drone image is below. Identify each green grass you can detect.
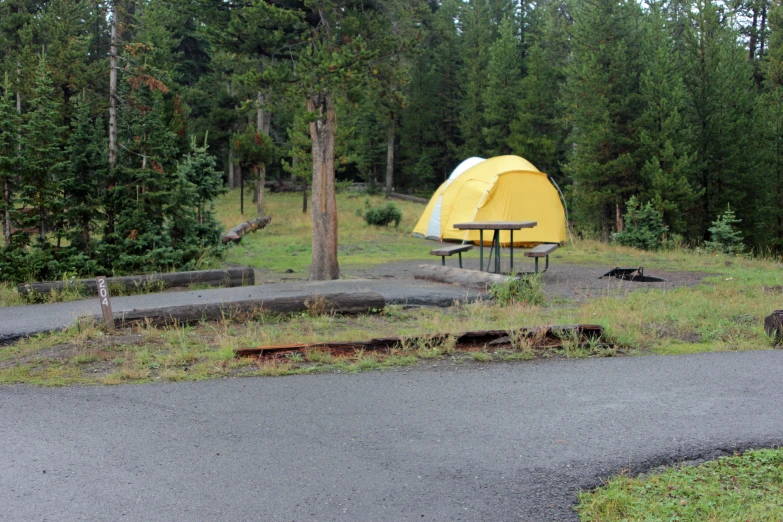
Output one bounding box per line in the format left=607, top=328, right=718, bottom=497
left=1, top=189, right=782, bottom=386
left=215, top=190, right=435, bottom=273
left=577, top=448, right=783, bottom=521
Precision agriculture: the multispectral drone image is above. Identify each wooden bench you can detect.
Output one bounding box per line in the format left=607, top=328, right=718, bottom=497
left=524, top=244, right=559, bottom=273
left=430, top=244, right=472, bottom=268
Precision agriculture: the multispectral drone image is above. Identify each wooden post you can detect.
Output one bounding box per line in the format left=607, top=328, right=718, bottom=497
left=96, top=277, right=115, bottom=330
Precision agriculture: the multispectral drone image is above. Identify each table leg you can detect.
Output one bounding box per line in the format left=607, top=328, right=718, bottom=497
left=479, top=230, right=484, bottom=271
left=510, top=230, right=514, bottom=272
left=494, top=230, right=501, bottom=274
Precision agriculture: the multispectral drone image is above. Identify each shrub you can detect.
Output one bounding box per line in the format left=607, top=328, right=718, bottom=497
left=612, top=196, right=668, bottom=251
left=355, top=199, right=402, bottom=227
left=705, top=206, right=744, bottom=255
left=489, top=275, right=546, bottom=306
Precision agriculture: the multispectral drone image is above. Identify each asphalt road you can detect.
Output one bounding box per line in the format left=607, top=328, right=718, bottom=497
left=0, top=279, right=481, bottom=344
left=3, top=351, right=783, bottom=521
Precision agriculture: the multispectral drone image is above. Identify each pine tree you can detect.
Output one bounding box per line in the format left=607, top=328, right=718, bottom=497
left=0, top=74, right=19, bottom=246
left=231, top=125, right=273, bottom=215
left=459, top=0, right=493, bottom=156
left=100, top=77, right=179, bottom=273
left=681, top=0, right=759, bottom=241
left=705, top=206, right=744, bottom=254
left=482, top=17, right=523, bottom=156
left=509, top=0, right=570, bottom=179
left=63, top=93, right=105, bottom=251
left=560, top=0, right=644, bottom=240
left=165, top=137, right=226, bottom=267
left=635, top=3, right=701, bottom=236
left=19, top=53, right=67, bottom=244
left=400, top=0, right=463, bottom=186
left=758, top=0, right=783, bottom=253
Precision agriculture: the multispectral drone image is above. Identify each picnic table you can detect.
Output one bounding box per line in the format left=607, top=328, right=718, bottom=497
left=453, top=221, right=537, bottom=274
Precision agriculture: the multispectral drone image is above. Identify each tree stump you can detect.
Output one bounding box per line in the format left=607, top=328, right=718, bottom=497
left=764, top=310, right=783, bottom=343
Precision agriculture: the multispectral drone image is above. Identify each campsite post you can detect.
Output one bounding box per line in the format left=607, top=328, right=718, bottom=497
left=96, top=277, right=115, bottom=330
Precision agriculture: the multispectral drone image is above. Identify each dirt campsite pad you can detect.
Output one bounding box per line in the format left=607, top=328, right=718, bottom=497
left=336, top=259, right=708, bottom=301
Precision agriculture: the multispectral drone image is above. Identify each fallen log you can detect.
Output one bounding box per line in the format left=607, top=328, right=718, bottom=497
left=764, top=310, right=783, bottom=342
left=415, top=264, right=510, bottom=288
left=90, top=292, right=385, bottom=328
left=221, top=216, right=271, bottom=244
left=18, top=267, right=255, bottom=297
left=235, top=324, right=604, bottom=358
left=388, top=192, right=429, bottom=204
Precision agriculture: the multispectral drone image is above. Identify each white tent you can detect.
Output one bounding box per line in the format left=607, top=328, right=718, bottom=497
left=423, top=157, right=485, bottom=239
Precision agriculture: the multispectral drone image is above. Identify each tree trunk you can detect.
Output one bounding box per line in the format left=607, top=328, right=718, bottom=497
left=239, top=165, right=244, bottom=215
left=254, top=165, right=265, bottom=215
left=291, top=155, right=297, bottom=182
left=108, top=2, right=118, bottom=170
left=302, top=179, right=308, bottom=214
left=749, top=6, right=758, bottom=61
left=307, top=92, right=340, bottom=280
left=101, top=292, right=384, bottom=329
left=3, top=179, right=10, bottom=246
left=601, top=208, right=610, bottom=243
left=415, top=265, right=509, bottom=288
left=615, top=203, right=624, bottom=232
left=19, top=267, right=255, bottom=296
left=38, top=204, right=45, bottom=242
left=228, top=149, right=235, bottom=189
left=385, top=125, right=395, bottom=197
left=256, top=93, right=270, bottom=215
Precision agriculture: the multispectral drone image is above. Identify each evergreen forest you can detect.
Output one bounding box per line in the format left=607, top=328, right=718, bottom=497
left=1, top=0, right=782, bottom=283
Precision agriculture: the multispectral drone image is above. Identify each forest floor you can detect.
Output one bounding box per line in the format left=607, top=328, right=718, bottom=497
left=0, top=188, right=781, bottom=386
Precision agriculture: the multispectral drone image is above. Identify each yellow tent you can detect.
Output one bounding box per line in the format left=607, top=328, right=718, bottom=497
left=412, top=155, right=567, bottom=246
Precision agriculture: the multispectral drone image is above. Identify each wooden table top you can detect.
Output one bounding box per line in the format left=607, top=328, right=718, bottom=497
left=453, top=221, right=537, bottom=230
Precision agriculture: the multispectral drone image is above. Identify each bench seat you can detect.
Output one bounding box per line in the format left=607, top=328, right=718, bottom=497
left=524, top=244, right=559, bottom=257
left=430, top=244, right=472, bottom=267
left=523, top=244, right=559, bottom=273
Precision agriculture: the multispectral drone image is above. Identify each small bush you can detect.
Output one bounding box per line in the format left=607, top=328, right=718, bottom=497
left=705, top=206, right=744, bottom=255
left=355, top=199, right=402, bottom=227
left=489, top=275, right=546, bottom=306
left=612, top=196, right=668, bottom=251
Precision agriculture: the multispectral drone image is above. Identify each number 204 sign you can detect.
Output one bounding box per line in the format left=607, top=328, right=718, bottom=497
left=96, top=277, right=115, bottom=330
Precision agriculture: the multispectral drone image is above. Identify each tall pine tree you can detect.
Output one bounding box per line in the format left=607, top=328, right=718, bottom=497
left=561, top=0, right=644, bottom=239
left=19, top=53, right=67, bottom=244
left=0, top=74, right=19, bottom=246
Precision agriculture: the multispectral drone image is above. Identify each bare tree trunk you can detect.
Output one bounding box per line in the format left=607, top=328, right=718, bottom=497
left=302, top=179, right=307, bottom=214
left=240, top=166, right=244, bottom=215
left=254, top=166, right=264, bottom=215
left=385, top=125, right=395, bottom=197
left=749, top=6, right=759, bottom=61
left=307, top=92, right=340, bottom=280
left=109, top=2, right=118, bottom=170
left=256, top=92, right=271, bottom=215
left=615, top=203, right=624, bottom=232
left=760, top=4, right=768, bottom=58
